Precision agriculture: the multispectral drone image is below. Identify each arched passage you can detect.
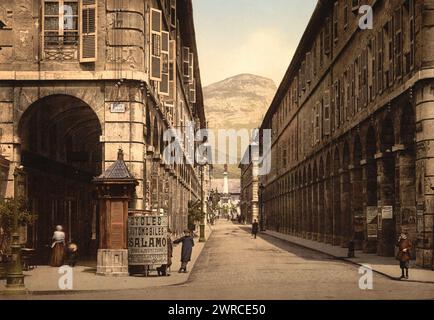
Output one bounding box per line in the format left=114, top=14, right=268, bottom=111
left=333, top=148, right=342, bottom=245
left=378, top=116, right=396, bottom=256
left=365, top=125, right=378, bottom=253
left=352, top=135, right=364, bottom=249
left=312, top=162, right=319, bottom=241
left=318, top=158, right=325, bottom=242
left=18, top=94, right=103, bottom=262
left=325, top=153, right=333, bottom=244
left=398, top=105, right=417, bottom=244
left=341, top=143, right=351, bottom=246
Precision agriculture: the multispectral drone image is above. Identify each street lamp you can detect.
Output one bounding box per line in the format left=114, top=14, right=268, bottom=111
left=196, top=141, right=211, bottom=243
left=5, top=166, right=26, bottom=294
left=259, top=183, right=265, bottom=232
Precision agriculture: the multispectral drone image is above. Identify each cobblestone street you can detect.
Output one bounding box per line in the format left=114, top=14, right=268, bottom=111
left=11, top=220, right=434, bottom=300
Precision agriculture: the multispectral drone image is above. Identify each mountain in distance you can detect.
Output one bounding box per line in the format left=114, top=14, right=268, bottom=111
left=203, top=74, right=277, bottom=180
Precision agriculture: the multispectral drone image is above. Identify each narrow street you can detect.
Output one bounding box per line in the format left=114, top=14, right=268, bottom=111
left=18, top=220, right=434, bottom=300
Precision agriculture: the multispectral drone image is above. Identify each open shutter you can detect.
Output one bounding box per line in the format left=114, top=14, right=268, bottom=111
left=150, top=8, right=162, bottom=81
left=159, top=31, right=170, bottom=96
left=79, top=0, right=97, bottom=63
left=170, top=0, right=177, bottom=30
left=188, top=52, right=194, bottom=84
left=183, top=47, right=190, bottom=81
left=323, top=90, right=331, bottom=136
left=168, top=40, right=177, bottom=101
left=324, top=17, right=331, bottom=55
left=189, top=79, right=196, bottom=104
left=394, top=7, right=403, bottom=79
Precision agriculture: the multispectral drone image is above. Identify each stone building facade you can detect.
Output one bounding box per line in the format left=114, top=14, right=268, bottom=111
left=0, top=0, right=205, bottom=259
left=257, top=0, right=434, bottom=269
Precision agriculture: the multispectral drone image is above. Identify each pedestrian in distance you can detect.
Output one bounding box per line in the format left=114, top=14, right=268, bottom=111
left=252, top=219, right=259, bottom=239
left=396, top=232, right=413, bottom=280
left=50, top=225, right=65, bottom=267
left=174, top=229, right=195, bottom=273
left=157, top=228, right=173, bottom=277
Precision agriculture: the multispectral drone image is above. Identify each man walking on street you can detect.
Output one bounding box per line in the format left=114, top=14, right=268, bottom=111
left=252, top=219, right=259, bottom=239
left=174, top=229, right=195, bottom=273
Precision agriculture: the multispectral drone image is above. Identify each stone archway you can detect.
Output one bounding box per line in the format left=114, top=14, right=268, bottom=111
left=18, top=94, right=103, bottom=262
left=325, top=153, right=333, bottom=244
left=365, top=125, right=378, bottom=253
left=312, top=161, right=319, bottom=241
left=341, top=142, right=351, bottom=247
left=318, top=157, right=325, bottom=242
left=352, top=134, right=364, bottom=249
left=378, top=116, right=396, bottom=256
left=398, top=105, right=417, bottom=245
left=333, top=148, right=341, bottom=246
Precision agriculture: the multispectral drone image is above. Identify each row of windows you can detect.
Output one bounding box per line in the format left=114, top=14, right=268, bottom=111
left=273, top=0, right=414, bottom=137
left=272, top=0, right=415, bottom=167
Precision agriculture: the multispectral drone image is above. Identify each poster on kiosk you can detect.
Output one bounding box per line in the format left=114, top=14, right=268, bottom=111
left=128, top=211, right=168, bottom=269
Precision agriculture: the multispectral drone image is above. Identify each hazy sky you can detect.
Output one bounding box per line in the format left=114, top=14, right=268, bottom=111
left=193, top=0, right=317, bottom=87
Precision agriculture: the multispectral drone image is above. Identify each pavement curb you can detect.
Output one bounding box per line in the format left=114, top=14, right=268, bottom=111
left=1, top=227, right=214, bottom=296
left=259, top=230, right=434, bottom=285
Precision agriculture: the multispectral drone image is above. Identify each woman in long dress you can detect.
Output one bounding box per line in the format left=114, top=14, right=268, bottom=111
left=50, top=225, right=65, bottom=267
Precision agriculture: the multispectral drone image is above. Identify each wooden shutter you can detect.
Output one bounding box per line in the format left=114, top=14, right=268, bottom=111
left=79, top=0, right=97, bottom=63
left=183, top=46, right=190, bottom=81
left=168, top=40, right=177, bottom=101
left=394, top=7, right=403, bottom=79
left=370, top=37, right=376, bottom=100
left=150, top=8, right=162, bottom=81
left=189, top=79, right=196, bottom=104
left=377, top=30, right=383, bottom=93
left=409, top=0, right=415, bottom=71
left=159, top=31, right=170, bottom=96
left=324, top=17, right=331, bottom=55
left=387, top=20, right=393, bottom=86
left=170, top=0, right=177, bottom=29
left=315, top=101, right=321, bottom=143
left=306, top=52, right=312, bottom=84
left=188, top=52, right=194, bottom=84
left=323, top=90, right=331, bottom=136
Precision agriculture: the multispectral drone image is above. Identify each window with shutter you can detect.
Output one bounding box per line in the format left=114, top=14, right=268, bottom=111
left=370, top=37, right=376, bottom=100
left=168, top=40, right=177, bottom=101
left=150, top=8, right=162, bottom=81
left=334, top=81, right=340, bottom=129
left=188, top=52, right=194, bottom=84
left=315, top=101, right=320, bottom=143
left=183, top=47, right=190, bottom=81
left=394, top=7, right=403, bottom=80
left=43, top=0, right=79, bottom=60
left=387, top=20, right=393, bottom=86
left=79, top=0, right=97, bottom=62
left=306, top=52, right=312, bottom=84
left=189, top=79, right=196, bottom=104
left=377, top=30, right=384, bottom=93
left=159, top=31, right=170, bottom=96
left=323, top=90, right=331, bottom=136
left=409, top=0, right=415, bottom=71
left=170, top=0, right=177, bottom=30
left=333, top=2, right=339, bottom=43
left=324, top=17, right=331, bottom=55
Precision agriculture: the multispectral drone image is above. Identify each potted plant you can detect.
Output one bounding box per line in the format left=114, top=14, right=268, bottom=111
left=0, top=197, right=37, bottom=278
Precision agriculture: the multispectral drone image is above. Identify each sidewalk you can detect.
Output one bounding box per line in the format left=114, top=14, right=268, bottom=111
left=0, top=225, right=213, bottom=295
left=263, top=230, right=434, bottom=284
